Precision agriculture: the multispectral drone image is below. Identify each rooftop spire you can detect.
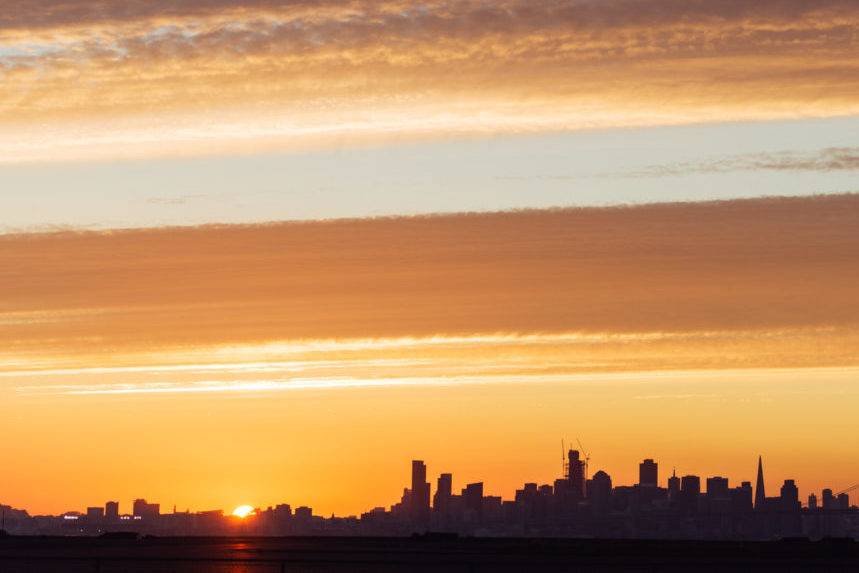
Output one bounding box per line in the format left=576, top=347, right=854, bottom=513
left=755, top=455, right=766, bottom=509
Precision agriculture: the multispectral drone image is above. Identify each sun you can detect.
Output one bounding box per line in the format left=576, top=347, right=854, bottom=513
left=232, top=505, right=256, bottom=519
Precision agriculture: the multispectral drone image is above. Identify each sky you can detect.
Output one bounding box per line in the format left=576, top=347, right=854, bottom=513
left=1, top=0, right=859, bottom=516
left=1, top=117, right=858, bottom=231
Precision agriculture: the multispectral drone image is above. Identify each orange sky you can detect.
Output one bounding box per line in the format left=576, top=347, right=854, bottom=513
left=3, top=0, right=859, bottom=518
left=2, top=194, right=858, bottom=515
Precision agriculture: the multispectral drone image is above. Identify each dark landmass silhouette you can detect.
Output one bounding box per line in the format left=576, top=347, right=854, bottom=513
left=1, top=535, right=858, bottom=572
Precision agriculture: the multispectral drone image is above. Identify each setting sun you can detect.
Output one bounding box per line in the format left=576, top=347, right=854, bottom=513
left=232, top=505, right=256, bottom=519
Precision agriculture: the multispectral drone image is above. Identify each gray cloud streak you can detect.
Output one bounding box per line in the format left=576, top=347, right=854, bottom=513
left=3, top=0, right=857, bottom=69
left=625, top=147, right=859, bottom=178
left=3, top=0, right=857, bottom=32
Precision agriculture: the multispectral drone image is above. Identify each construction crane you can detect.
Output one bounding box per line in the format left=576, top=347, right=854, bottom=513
left=561, top=439, right=568, bottom=478
left=577, top=438, right=591, bottom=481
left=835, top=483, right=859, bottom=496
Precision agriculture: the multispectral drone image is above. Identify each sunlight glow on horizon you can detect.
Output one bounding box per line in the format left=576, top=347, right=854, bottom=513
left=231, top=505, right=256, bottom=519
left=4, top=366, right=858, bottom=517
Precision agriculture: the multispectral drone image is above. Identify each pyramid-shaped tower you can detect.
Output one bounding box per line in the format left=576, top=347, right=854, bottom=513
left=754, top=455, right=766, bottom=509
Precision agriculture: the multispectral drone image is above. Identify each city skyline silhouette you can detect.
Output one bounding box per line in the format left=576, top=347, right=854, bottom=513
left=3, top=449, right=856, bottom=540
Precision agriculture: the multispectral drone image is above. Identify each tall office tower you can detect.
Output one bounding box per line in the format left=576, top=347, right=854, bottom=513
left=731, top=482, right=754, bottom=512
left=589, top=470, right=612, bottom=515
left=567, top=450, right=586, bottom=499
left=780, top=479, right=800, bottom=510
left=822, top=488, right=835, bottom=510
left=639, top=459, right=658, bottom=487
left=706, top=476, right=730, bottom=499
left=105, top=501, right=119, bottom=519
left=754, top=456, right=766, bottom=510
left=680, top=475, right=701, bottom=497
left=679, top=475, right=701, bottom=514
left=462, top=482, right=484, bottom=517
left=667, top=469, right=681, bottom=501
left=808, top=493, right=818, bottom=510
left=410, top=460, right=431, bottom=521
left=433, top=473, right=452, bottom=511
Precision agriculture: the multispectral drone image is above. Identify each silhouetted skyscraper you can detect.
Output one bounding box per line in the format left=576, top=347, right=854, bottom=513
left=823, top=488, right=835, bottom=510
left=680, top=475, right=701, bottom=513
left=667, top=468, right=680, bottom=502
left=132, top=499, right=159, bottom=519
left=433, top=473, right=452, bottom=511
left=294, top=506, right=312, bottom=521
left=462, top=482, right=484, bottom=519
left=755, top=456, right=766, bottom=510
left=589, top=470, right=612, bottom=515
left=780, top=479, right=800, bottom=511
left=706, top=476, right=729, bottom=499
left=681, top=475, right=701, bottom=497
left=105, top=501, right=119, bottom=519
left=731, top=482, right=753, bottom=513
left=639, top=459, right=658, bottom=487
left=411, top=460, right=426, bottom=491
left=410, top=460, right=430, bottom=522
left=567, top=450, right=586, bottom=499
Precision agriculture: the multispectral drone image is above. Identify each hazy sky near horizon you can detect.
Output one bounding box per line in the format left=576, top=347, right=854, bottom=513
left=2, top=0, right=859, bottom=516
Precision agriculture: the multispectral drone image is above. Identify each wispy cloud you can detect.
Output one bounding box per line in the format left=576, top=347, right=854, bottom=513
left=2, top=1, right=858, bottom=162
left=624, top=147, right=859, bottom=177
left=39, top=367, right=859, bottom=397
left=145, top=194, right=210, bottom=206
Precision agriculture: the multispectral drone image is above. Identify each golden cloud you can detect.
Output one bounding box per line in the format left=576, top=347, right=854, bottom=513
left=1, top=194, right=857, bottom=376
left=1, top=0, right=858, bottom=162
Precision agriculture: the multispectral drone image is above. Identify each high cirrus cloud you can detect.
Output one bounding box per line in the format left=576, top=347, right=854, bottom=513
left=623, top=147, right=859, bottom=177
left=2, top=0, right=856, bottom=32
left=1, top=0, right=858, bottom=162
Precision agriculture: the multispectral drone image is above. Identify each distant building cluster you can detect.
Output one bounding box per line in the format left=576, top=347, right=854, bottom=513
left=1, top=452, right=856, bottom=539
